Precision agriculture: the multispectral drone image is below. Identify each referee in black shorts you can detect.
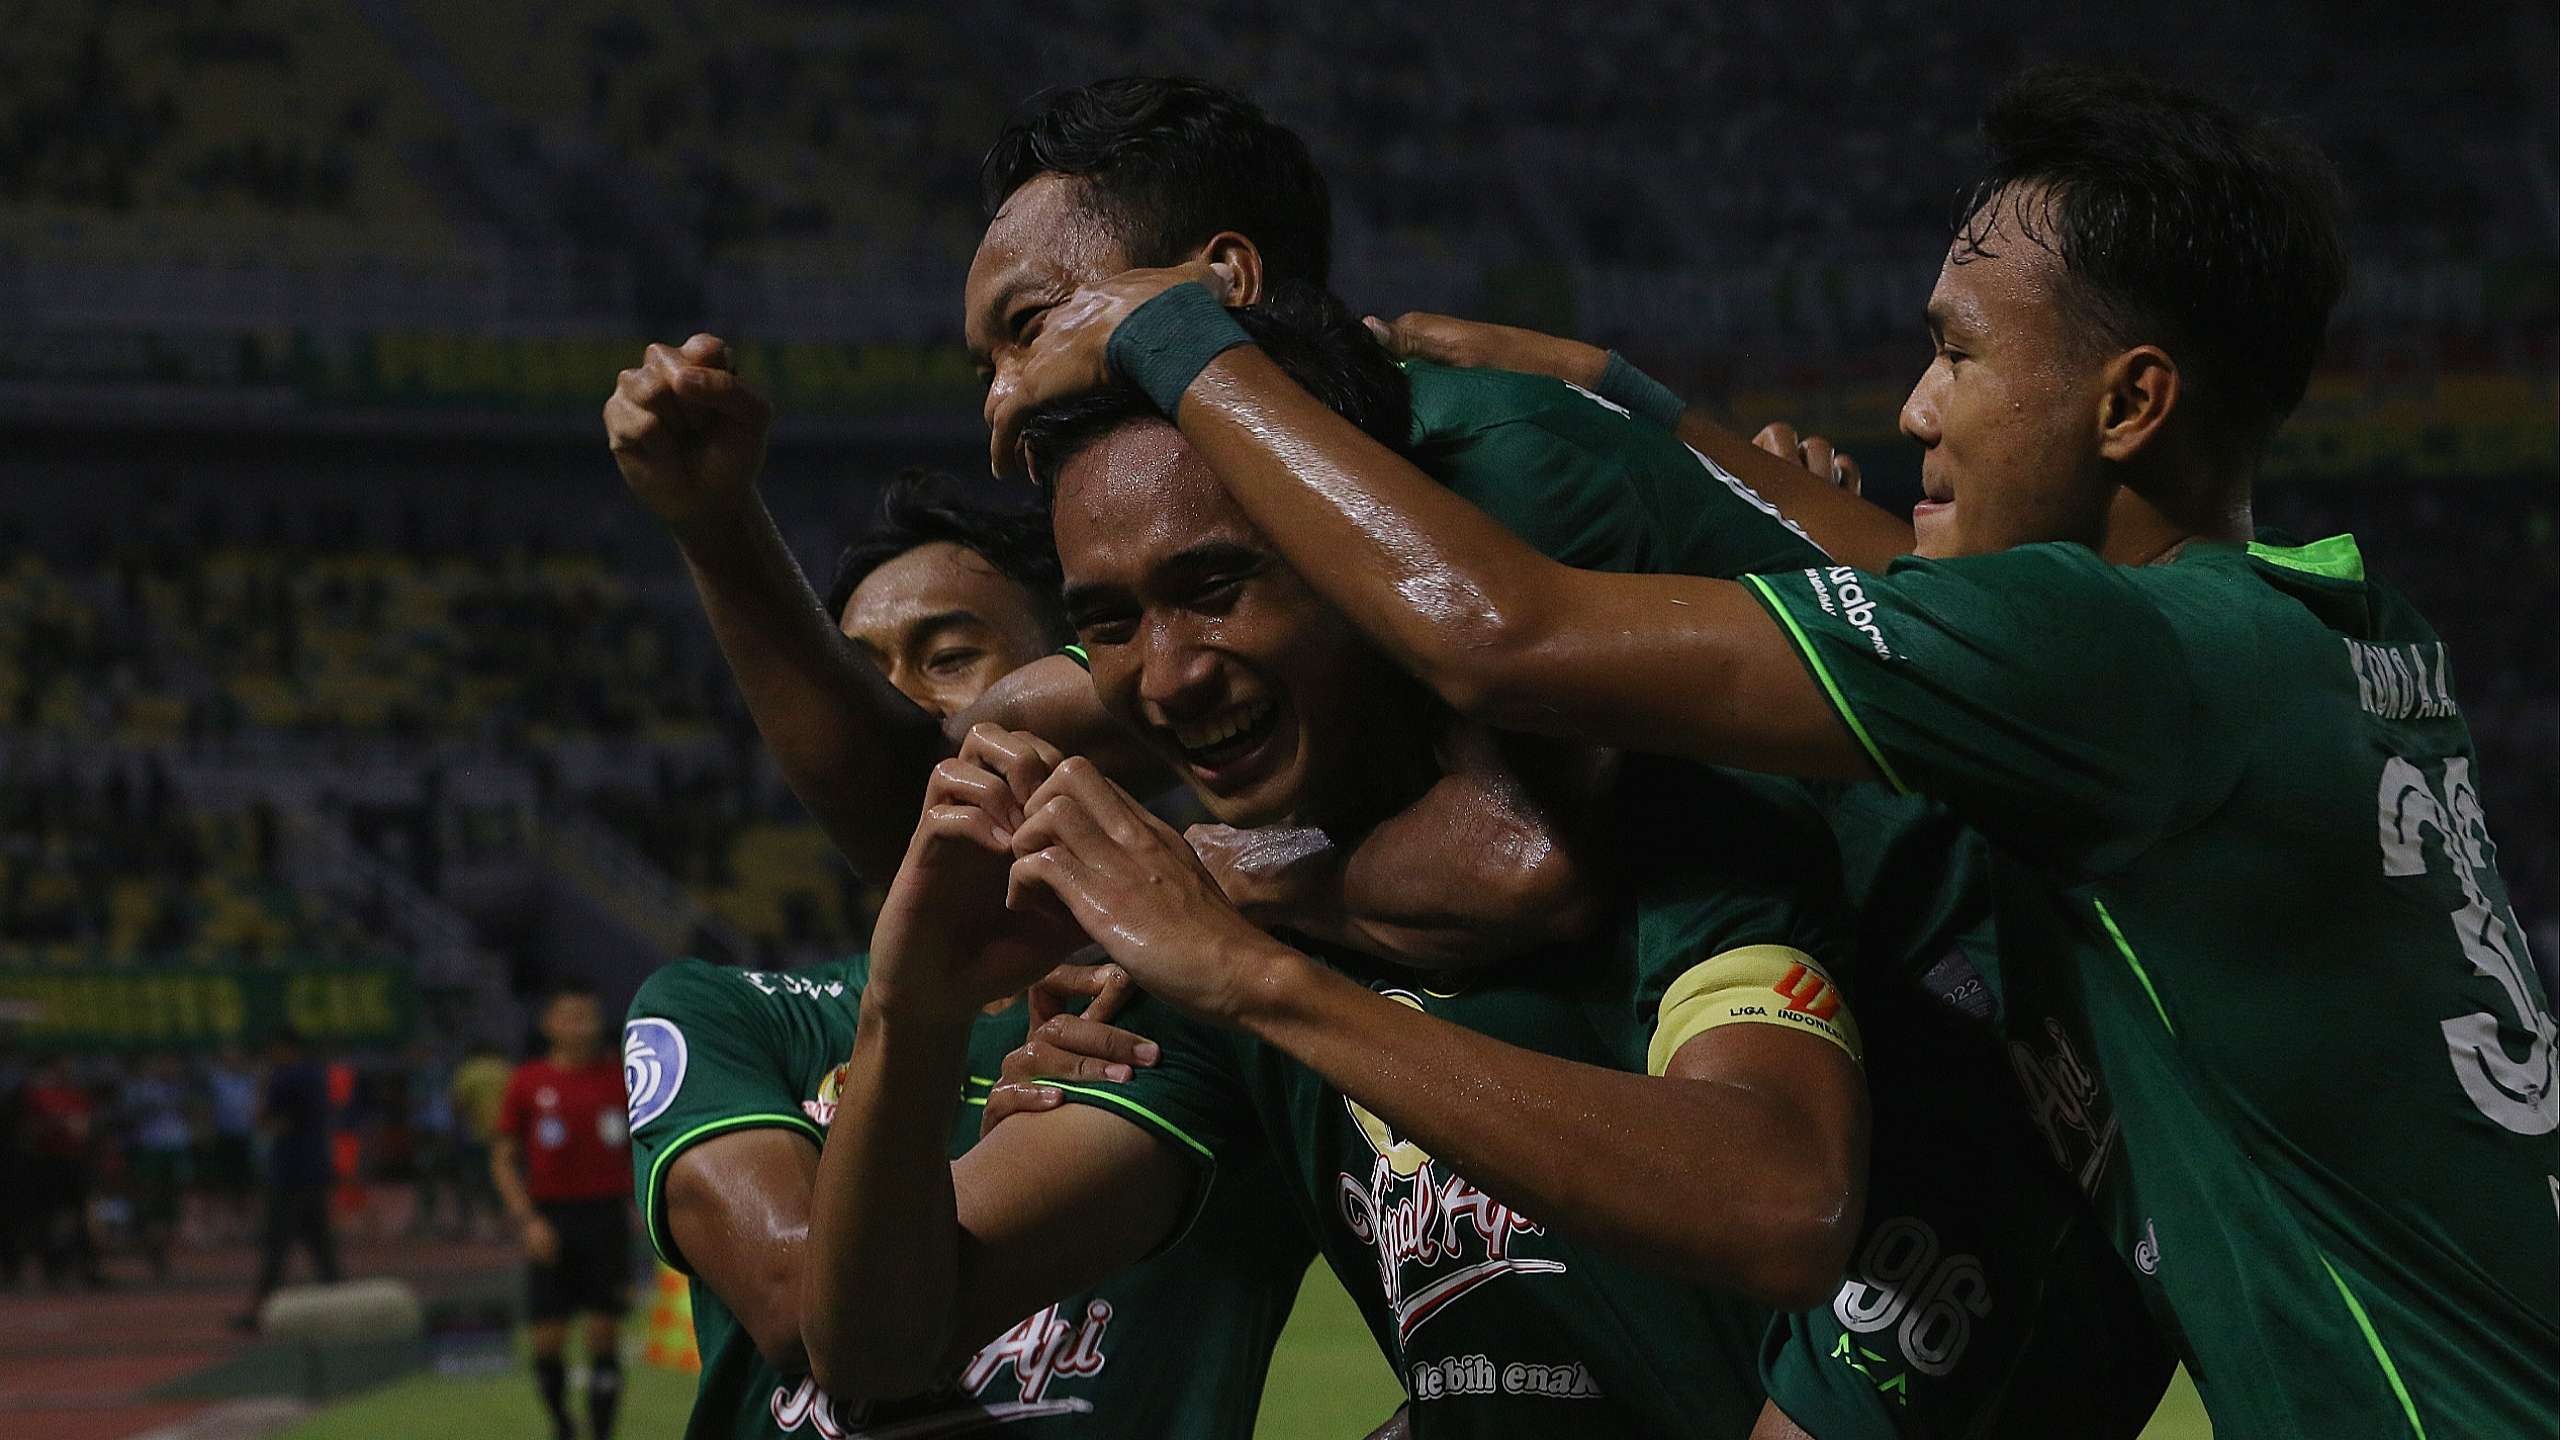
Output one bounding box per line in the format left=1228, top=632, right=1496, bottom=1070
left=492, top=984, right=634, bottom=1440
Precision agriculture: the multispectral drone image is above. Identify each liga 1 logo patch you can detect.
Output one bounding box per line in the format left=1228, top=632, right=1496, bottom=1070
left=624, top=1018, right=689, bottom=1129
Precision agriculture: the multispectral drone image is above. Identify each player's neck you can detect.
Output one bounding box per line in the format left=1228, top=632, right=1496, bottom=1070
left=2099, top=477, right=2252, bottom=567
left=551, top=1043, right=598, bottom=1068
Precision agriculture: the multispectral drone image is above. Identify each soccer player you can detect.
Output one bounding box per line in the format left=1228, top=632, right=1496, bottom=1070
left=798, top=304, right=1870, bottom=1437
left=605, top=75, right=1861, bottom=968
left=495, top=983, right=634, bottom=1440
left=622, top=470, right=1309, bottom=1438
left=986, top=66, right=2560, bottom=1437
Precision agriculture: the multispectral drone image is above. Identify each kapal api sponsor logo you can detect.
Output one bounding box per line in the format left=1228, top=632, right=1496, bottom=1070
left=1338, top=990, right=1566, bottom=1344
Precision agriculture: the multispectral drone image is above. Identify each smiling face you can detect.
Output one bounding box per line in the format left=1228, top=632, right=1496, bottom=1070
left=838, top=541, right=1058, bottom=720
left=1049, top=420, right=1436, bottom=829
left=966, top=173, right=1131, bottom=432
left=1900, top=190, right=2119, bottom=559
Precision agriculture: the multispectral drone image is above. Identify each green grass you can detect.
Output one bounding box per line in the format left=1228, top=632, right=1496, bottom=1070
left=281, top=1268, right=2211, bottom=1438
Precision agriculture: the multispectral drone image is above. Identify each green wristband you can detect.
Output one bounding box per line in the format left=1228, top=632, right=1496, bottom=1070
left=1597, top=350, right=1688, bottom=430
left=1107, top=282, right=1253, bottom=417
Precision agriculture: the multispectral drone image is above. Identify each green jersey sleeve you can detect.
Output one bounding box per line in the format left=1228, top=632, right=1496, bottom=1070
left=1420, top=404, right=1652, bottom=572
left=624, top=960, right=827, bottom=1272
left=1618, top=764, right=1861, bottom=1073
left=1405, top=360, right=1828, bottom=580
left=1043, top=989, right=1256, bottom=1189
left=1743, top=544, right=2235, bottom=877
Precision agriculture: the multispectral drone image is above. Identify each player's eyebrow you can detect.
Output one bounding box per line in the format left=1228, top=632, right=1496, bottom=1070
left=1925, top=299, right=1979, bottom=346
left=897, top=609, right=981, bottom=648
left=1156, top=540, right=1264, bottom=587
left=1059, top=573, right=1125, bottom=619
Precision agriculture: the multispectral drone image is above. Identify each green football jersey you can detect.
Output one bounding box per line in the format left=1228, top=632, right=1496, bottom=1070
left=1747, top=535, right=2560, bottom=1437
left=1406, top=359, right=1830, bottom=580
left=1052, top=763, right=1852, bottom=1438
left=623, top=956, right=1310, bottom=1440
left=1401, top=365, right=2177, bottom=1437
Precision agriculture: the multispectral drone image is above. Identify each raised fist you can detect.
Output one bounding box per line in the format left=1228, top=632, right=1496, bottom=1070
left=604, top=334, right=774, bottom=533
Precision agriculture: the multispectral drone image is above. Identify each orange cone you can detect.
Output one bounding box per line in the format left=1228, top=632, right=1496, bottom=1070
left=643, top=1262, right=700, bottom=1372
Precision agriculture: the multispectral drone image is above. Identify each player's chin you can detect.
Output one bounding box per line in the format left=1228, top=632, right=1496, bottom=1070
left=1909, top=498, right=1961, bottom=559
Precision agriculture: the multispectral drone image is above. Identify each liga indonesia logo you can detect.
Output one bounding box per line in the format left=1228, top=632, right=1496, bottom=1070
left=624, top=1018, right=689, bottom=1129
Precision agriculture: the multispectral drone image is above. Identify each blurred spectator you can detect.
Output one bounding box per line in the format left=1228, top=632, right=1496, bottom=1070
left=234, top=1027, right=340, bottom=1328
left=202, top=1045, right=263, bottom=1244
left=123, top=1054, right=192, bottom=1279
left=23, top=1055, right=105, bottom=1290
left=0, top=1040, right=27, bottom=1288
left=449, top=1039, right=513, bottom=1240
left=406, top=1042, right=472, bottom=1239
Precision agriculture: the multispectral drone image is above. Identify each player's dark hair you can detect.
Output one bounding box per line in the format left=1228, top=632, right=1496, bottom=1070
left=824, top=469, right=1068, bottom=642
left=1017, top=283, right=1410, bottom=494
left=1955, top=64, right=2348, bottom=451
left=981, top=77, right=1332, bottom=287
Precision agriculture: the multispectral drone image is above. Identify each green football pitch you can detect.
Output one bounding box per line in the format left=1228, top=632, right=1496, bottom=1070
left=280, top=1267, right=2213, bottom=1439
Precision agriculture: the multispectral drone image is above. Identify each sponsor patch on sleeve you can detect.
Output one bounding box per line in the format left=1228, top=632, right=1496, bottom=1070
left=1649, top=945, right=1862, bottom=1074
left=622, top=1018, right=689, bottom=1129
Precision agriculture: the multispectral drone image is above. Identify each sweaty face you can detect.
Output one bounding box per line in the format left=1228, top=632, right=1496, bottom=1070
left=1051, top=421, right=1434, bottom=830
left=839, top=542, right=1057, bottom=719
left=966, top=174, right=1131, bottom=437
left=1899, top=189, right=2118, bottom=558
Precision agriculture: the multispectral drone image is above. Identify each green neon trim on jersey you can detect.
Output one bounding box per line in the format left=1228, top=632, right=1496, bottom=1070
left=2092, top=899, right=2174, bottom=1035
left=967, top=1075, right=996, bottom=1088
left=1744, top=573, right=1911, bottom=794
left=965, top=1097, right=987, bottom=1107
left=1060, top=644, right=1091, bottom=670
left=1046, top=1082, right=1214, bottom=1161
left=2247, top=534, right=2365, bottom=582
left=2321, top=1252, right=2429, bottom=1439
left=641, top=1112, right=824, bottom=1268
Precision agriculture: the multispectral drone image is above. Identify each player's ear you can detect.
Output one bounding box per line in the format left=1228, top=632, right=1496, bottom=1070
left=1197, top=231, right=1263, bottom=307
left=2096, top=344, right=2179, bottom=464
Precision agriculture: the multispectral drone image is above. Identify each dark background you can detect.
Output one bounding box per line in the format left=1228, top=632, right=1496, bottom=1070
left=0, top=0, right=2550, bottom=1050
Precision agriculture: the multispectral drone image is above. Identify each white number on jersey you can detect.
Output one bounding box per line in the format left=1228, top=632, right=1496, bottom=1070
left=1832, top=1217, right=1992, bottom=1379
left=2377, top=756, right=2560, bottom=1135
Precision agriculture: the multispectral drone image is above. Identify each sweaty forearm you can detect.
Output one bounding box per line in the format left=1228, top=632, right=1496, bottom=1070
left=947, top=655, right=1170, bottom=790
left=671, top=500, right=945, bottom=880
left=1175, top=347, right=1864, bottom=778
left=1664, top=409, right=1914, bottom=571
left=800, top=1001, right=976, bottom=1400
left=1240, top=951, right=1851, bottom=1305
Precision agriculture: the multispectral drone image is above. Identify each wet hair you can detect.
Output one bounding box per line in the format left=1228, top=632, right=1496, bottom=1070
left=825, top=469, right=1068, bottom=642
left=1954, top=64, right=2348, bottom=451
left=982, top=77, right=1332, bottom=286
left=1016, top=283, right=1410, bottom=494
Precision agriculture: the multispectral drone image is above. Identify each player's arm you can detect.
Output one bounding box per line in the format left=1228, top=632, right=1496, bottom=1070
left=488, top=1119, right=555, bottom=1264
left=607, top=336, right=953, bottom=880
left=1369, top=312, right=1915, bottom=570
left=987, top=275, right=1867, bottom=780
left=661, top=1130, right=821, bottom=1372
left=1189, top=729, right=1611, bottom=966
left=1006, top=756, right=1867, bottom=1309
left=798, top=757, right=1193, bottom=1402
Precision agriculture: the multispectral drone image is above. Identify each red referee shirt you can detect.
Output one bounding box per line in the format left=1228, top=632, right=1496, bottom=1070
left=497, top=1057, right=632, bottom=1204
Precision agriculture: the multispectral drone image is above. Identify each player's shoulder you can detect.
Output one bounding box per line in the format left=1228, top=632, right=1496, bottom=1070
left=1406, top=359, right=1661, bottom=463
left=630, top=954, right=869, bottom=1031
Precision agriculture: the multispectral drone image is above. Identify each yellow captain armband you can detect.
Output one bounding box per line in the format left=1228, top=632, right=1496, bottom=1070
left=1648, top=945, right=1863, bottom=1076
